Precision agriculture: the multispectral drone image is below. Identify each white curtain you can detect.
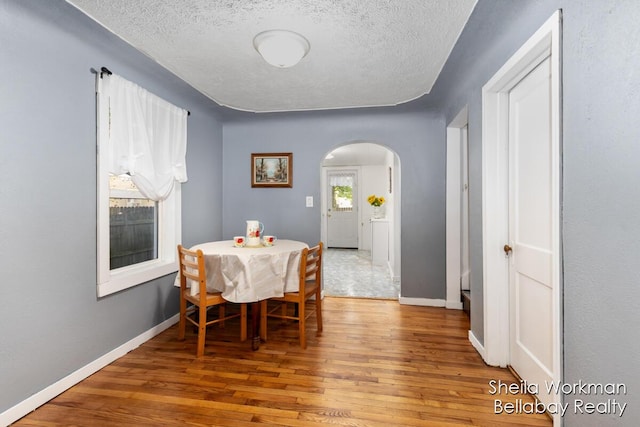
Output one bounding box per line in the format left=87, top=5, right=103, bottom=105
left=328, top=173, right=353, bottom=187
left=107, top=74, right=188, bottom=201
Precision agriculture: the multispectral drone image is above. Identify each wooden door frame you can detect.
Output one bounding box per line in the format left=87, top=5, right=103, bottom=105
left=481, top=10, right=562, bottom=416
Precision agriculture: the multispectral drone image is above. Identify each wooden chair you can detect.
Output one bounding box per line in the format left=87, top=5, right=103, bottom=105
left=177, top=245, right=247, bottom=357
left=260, top=242, right=323, bottom=349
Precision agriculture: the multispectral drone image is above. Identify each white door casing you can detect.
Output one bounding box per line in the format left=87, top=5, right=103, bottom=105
left=460, top=124, right=470, bottom=291
left=481, top=10, right=561, bottom=424
left=446, top=106, right=469, bottom=309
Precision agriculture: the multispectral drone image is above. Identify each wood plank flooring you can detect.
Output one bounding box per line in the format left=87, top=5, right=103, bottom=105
left=14, top=298, right=551, bottom=426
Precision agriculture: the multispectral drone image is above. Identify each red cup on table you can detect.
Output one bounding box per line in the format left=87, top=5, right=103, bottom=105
left=263, top=235, right=276, bottom=246
left=233, top=236, right=245, bottom=247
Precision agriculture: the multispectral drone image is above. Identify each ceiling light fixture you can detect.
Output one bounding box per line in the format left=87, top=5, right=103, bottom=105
left=253, top=30, right=310, bottom=68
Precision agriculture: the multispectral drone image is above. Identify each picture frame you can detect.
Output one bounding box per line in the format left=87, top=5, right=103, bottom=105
left=251, top=152, right=293, bottom=188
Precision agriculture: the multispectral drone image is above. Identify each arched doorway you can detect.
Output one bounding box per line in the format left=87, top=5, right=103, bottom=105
left=320, top=142, right=401, bottom=299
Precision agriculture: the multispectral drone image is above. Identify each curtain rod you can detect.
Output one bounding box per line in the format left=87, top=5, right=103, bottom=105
left=100, top=66, right=191, bottom=116
left=100, top=66, right=112, bottom=77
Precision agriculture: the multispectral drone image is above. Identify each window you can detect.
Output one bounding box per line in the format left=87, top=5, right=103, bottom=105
left=332, top=184, right=353, bottom=212
left=109, top=175, right=157, bottom=270
left=96, top=73, right=187, bottom=297
left=329, top=173, right=354, bottom=212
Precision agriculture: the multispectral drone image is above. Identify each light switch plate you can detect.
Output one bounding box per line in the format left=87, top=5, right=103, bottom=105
left=306, top=196, right=313, bottom=207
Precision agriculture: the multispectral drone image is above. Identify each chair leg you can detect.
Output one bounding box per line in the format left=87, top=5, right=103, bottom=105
left=196, top=304, right=207, bottom=357
left=259, top=300, right=268, bottom=341
left=281, top=302, right=287, bottom=321
left=240, top=303, right=247, bottom=342
left=299, top=300, right=306, bottom=349
left=316, top=289, right=323, bottom=333
left=218, top=305, right=226, bottom=328
left=178, top=297, right=187, bottom=340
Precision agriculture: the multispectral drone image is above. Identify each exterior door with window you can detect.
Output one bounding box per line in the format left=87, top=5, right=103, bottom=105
left=326, top=169, right=358, bottom=248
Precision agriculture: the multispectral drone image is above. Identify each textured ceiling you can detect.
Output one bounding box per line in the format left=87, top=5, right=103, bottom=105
left=67, top=0, right=477, bottom=113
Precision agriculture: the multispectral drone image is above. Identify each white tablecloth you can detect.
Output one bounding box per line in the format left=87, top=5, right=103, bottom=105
left=176, top=240, right=308, bottom=303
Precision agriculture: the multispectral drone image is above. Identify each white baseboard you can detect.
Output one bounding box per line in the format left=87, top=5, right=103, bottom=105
left=446, top=300, right=464, bottom=310
left=468, top=329, right=486, bottom=361
left=398, top=297, right=446, bottom=307
left=400, top=297, right=462, bottom=310
left=1, top=314, right=179, bottom=427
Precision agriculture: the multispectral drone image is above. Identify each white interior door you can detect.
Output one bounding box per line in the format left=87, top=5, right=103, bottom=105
left=326, top=169, right=358, bottom=248
left=508, top=56, right=555, bottom=406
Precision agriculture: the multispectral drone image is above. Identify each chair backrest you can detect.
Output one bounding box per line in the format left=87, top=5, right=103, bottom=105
left=299, top=242, right=323, bottom=293
left=177, top=245, right=207, bottom=298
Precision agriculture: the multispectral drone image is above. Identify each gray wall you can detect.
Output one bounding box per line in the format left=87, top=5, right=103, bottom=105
left=3, top=0, right=640, bottom=425
left=561, top=1, right=640, bottom=425
left=434, top=0, right=640, bottom=424
left=222, top=110, right=447, bottom=299
left=432, top=0, right=571, bottom=354
left=0, top=0, right=225, bottom=413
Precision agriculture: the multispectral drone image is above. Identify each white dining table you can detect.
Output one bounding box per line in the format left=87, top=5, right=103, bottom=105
left=188, top=239, right=307, bottom=302
left=177, top=239, right=308, bottom=349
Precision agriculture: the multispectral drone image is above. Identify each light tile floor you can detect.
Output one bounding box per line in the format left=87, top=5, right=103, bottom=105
left=323, top=248, right=399, bottom=299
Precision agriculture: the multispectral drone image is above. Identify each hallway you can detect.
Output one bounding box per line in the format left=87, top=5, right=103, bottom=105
left=323, top=248, right=399, bottom=299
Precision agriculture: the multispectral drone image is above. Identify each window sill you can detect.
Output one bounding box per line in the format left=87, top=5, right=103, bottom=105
left=97, top=260, right=178, bottom=297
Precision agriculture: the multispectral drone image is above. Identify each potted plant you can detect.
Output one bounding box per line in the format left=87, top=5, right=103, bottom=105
left=367, top=194, right=386, bottom=218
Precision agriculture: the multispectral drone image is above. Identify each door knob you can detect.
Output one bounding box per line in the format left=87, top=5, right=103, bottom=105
left=503, top=244, right=513, bottom=255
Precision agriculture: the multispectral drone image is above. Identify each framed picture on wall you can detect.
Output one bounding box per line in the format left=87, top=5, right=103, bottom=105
left=251, top=153, right=293, bottom=188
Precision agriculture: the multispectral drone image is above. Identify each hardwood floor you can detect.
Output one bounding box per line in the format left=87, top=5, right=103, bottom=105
left=15, top=298, right=550, bottom=426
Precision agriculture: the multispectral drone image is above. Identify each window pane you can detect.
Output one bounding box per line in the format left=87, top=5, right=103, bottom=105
left=109, top=175, right=158, bottom=269
left=332, top=185, right=353, bottom=212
